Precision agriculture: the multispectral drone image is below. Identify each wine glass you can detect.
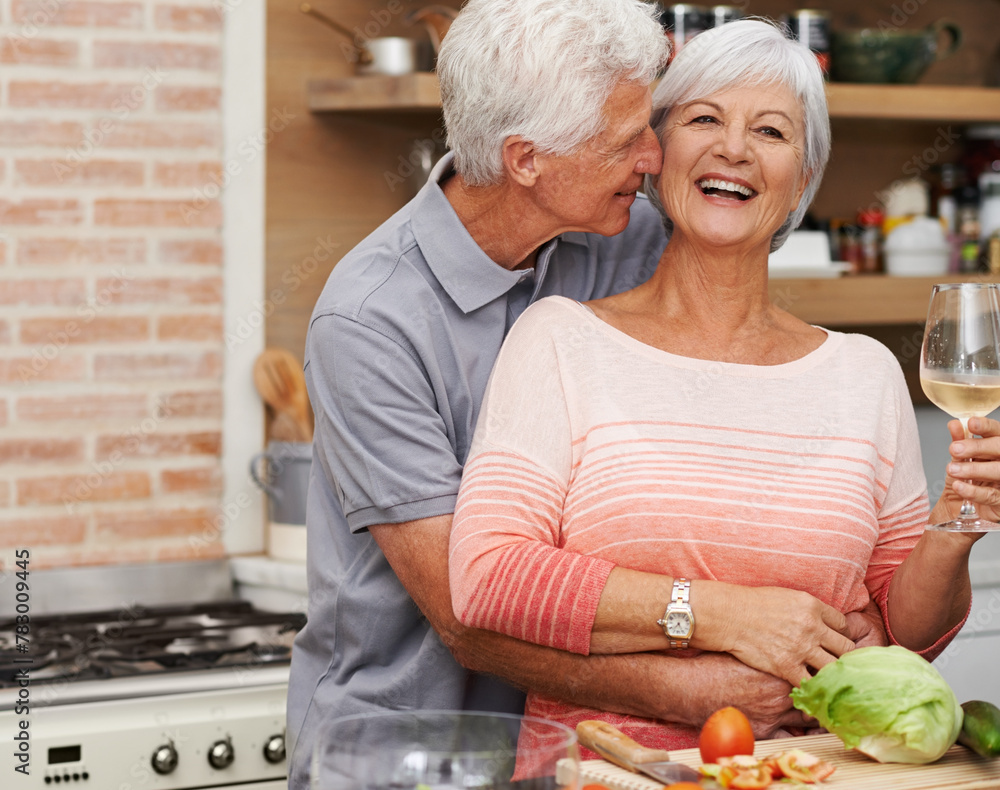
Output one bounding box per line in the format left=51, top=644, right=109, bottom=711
left=920, top=282, right=1000, bottom=531
left=311, top=710, right=581, bottom=789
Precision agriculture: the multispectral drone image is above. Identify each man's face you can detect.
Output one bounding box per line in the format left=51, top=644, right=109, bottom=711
left=532, top=81, right=662, bottom=238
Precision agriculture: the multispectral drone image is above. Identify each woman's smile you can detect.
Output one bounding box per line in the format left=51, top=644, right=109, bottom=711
left=659, top=81, right=808, bottom=250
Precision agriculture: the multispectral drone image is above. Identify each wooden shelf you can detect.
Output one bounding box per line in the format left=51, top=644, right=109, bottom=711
left=308, top=75, right=1000, bottom=121
left=767, top=274, right=1000, bottom=327
left=826, top=84, right=1000, bottom=122
left=308, top=73, right=441, bottom=112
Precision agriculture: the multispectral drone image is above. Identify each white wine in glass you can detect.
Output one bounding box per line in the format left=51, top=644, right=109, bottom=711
left=920, top=282, right=1000, bottom=531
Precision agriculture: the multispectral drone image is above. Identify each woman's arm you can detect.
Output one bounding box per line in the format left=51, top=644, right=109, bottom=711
left=884, top=417, right=991, bottom=650
left=593, top=568, right=856, bottom=687
left=379, top=514, right=818, bottom=738
left=451, top=480, right=856, bottom=688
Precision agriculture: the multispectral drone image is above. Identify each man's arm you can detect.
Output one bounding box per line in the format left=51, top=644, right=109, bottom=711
left=371, top=513, right=814, bottom=738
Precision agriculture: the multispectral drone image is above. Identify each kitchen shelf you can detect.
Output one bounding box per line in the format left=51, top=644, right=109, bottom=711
left=308, top=75, right=1000, bottom=121
left=308, top=73, right=442, bottom=112
left=826, top=84, right=1000, bottom=122
left=767, top=274, right=1000, bottom=327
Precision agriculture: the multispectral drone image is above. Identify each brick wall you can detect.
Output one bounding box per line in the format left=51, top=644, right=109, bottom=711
left=0, top=0, right=227, bottom=569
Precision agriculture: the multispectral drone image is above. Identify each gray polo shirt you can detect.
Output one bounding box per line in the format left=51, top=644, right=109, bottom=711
left=286, top=155, right=666, bottom=789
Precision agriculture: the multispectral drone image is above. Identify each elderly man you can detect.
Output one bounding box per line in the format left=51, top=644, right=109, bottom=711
left=285, top=1, right=882, bottom=786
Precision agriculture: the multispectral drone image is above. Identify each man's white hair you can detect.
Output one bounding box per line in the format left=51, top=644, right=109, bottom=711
left=644, top=19, right=832, bottom=252
left=437, top=0, right=670, bottom=187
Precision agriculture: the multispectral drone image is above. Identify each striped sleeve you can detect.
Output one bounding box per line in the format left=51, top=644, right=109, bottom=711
left=451, top=447, right=615, bottom=654
left=448, top=300, right=615, bottom=655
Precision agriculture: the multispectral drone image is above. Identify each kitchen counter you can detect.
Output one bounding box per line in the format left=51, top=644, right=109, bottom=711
left=576, top=732, right=1000, bottom=789
left=231, top=554, right=308, bottom=613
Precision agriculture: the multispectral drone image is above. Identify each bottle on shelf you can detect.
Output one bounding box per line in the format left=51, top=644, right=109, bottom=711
left=857, top=208, right=884, bottom=274
left=934, top=164, right=965, bottom=272
left=956, top=183, right=982, bottom=273
left=934, top=163, right=961, bottom=236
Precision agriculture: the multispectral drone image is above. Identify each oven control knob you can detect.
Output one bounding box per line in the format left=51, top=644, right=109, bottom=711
left=151, top=741, right=179, bottom=775
left=208, top=737, right=235, bottom=770
left=263, top=734, right=286, bottom=764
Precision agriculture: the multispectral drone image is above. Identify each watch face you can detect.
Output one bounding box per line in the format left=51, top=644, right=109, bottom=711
left=665, top=611, right=691, bottom=638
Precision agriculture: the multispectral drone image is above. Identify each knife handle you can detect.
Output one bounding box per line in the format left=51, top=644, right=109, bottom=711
left=576, top=720, right=673, bottom=771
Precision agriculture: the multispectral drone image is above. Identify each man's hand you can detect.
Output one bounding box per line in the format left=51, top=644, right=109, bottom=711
left=370, top=515, right=812, bottom=735
left=845, top=600, right=889, bottom=649
left=673, top=652, right=813, bottom=739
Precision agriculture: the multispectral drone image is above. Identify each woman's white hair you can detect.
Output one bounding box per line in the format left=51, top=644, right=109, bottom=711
left=437, top=0, right=669, bottom=187
left=644, top=19, right=831, bottom=252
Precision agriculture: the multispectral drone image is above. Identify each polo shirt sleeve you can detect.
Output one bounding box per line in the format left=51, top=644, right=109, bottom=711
left=306, top=311, right=462, bottom=533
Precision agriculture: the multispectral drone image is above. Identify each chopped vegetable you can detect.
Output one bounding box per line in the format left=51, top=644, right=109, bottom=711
left=700, top=749, right=835, bottom=787
left=716, top=756, right=772, bottom=789
left=773, top=749, right=836, bottom=782
left=790, top=645, right=963, bottom=764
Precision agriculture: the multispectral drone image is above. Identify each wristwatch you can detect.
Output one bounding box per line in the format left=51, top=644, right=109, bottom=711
left=657, top=578, right=695, bottom=648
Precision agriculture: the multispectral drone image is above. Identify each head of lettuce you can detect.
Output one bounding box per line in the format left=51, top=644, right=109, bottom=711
left=791, top=645, right=963, bottom=764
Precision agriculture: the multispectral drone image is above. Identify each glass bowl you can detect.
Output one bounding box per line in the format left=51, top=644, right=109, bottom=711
left=311, top=710, right=581, bottom=789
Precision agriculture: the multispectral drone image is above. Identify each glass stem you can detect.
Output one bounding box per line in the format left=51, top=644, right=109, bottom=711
left=958, top=417, right=979, bottom=520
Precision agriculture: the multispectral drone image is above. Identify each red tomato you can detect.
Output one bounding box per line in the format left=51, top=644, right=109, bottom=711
left=698, top=707, right=756, bottom=764
left=665, top=783, right=704, bottom=789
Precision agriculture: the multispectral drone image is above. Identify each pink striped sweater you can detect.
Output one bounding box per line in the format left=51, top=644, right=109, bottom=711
left=449, top=296, right=947, bottom=751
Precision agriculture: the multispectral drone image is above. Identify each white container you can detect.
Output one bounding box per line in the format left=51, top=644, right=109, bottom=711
left=884, top=216, right=950, bottom=276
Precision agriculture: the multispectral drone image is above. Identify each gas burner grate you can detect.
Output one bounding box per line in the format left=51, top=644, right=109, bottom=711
left=0, top=601, right=306, bottom=687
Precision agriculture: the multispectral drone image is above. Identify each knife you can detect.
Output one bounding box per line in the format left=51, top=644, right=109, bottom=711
left=577, top=720, right=702, bottom=785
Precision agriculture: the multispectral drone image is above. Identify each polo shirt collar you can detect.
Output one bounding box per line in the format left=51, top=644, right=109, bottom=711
left=411, top=152, right=587, bottom=314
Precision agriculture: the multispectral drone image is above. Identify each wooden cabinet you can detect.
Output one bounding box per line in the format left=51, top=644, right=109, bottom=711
left=266, top=0, right=1000, bottom=359
left=302, top=75, right=1000, bottom=329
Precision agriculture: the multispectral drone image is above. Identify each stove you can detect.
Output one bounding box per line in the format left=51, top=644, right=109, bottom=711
left=0, top=599, right=306, bottom=789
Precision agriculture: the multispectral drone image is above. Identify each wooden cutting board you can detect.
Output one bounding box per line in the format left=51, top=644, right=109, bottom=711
left=577, top=732, right=1000, bottom=790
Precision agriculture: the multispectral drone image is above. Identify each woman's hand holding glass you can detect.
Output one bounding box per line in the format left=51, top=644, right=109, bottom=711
left=933, top=416, right=1000, bottom=534
left=921, top=283, right=1000, bottom=531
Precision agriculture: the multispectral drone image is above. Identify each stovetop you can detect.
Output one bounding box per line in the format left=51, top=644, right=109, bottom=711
left=0, top=600, right=306, bottom=688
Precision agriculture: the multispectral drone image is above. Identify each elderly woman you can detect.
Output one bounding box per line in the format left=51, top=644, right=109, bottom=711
left=448, top=19, right=987, bottom=751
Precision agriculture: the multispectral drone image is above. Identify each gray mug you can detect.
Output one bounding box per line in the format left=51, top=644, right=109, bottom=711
left=249, top=441, right=312, bottom=525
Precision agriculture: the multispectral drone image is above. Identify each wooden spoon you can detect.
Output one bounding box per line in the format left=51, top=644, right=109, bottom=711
left=253, top=348, right=313, bottom=442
